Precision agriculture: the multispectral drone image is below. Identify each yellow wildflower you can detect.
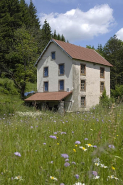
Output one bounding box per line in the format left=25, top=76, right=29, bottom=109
left=112, top=166, right=115, bottom=170
left=73, top=149, right=76, bottom=152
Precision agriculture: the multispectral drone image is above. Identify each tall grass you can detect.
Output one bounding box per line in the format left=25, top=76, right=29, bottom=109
left=0, top=104, right=123, bottom=184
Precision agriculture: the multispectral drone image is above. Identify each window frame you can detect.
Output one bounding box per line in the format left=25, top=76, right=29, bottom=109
left=58, top=63, right=65, bottom=76
left=80, top=64, right=86, bottom=76
left=43, top=66, right=49, bottom=77
left=58, top=79, right=64, bottom=91
left=100, top=67, right=105, bottom=78
left=81, top=96, right=86, bottom=108
left=43, top=81, right=49, bottom=92
left=100, top=81, right=105, bottom=92
left=80, top=79, right=86, bottom=91
left=51, top=51, right=55, bottom=60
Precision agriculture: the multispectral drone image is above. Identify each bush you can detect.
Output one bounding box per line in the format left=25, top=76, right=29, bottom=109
left=0, top=78, right=18, bottom=95
left=0, top=101, right=15, bottom=116
left=100, top=89, right=114, bottom=108
left=111, top=85, right=123, bottom=102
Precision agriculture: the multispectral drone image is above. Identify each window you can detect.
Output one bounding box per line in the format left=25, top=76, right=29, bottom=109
left=59, top=64, right=64, bottom=75
left=51, top=52, right=55, bottom=60
left=100, top=67, right=105, bottom=78
left=43, top=67, right=48, bottom=77
left=44, top=81, right=48, bottom=92
left=100, top=82, right=104, bottom=92
left=80, top=64, right=86, bottom=75
left=59, top=80, right=64, bottom=91
left=80, top=80, right=86, bottom=91
left=81, top=96, right=86, bottom=107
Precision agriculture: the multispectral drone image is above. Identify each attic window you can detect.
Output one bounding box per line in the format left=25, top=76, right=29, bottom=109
left=80, top=64, right=86, bottom=76
left=43, top=67, right=48, bottom=77
left=100, top=67, right=105, bottom=78
left=51, top=52, right=55, bottom=60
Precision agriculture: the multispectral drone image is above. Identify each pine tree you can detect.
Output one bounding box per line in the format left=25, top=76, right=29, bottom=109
left=41, top=20, right=52, bottom=51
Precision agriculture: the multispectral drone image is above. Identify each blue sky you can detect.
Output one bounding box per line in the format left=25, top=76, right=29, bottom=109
left=25, top=0, right=123, bottom=48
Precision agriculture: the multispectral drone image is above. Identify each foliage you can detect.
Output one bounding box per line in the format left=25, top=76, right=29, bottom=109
left=111, top=85, right=123, bottom=100
left=99, top=89, right=113, bottom=108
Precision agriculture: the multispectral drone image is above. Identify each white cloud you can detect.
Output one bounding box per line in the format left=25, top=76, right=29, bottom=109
left=39, top=4, right=115, bottom=42
left=116, top=28, right=123, bottom=41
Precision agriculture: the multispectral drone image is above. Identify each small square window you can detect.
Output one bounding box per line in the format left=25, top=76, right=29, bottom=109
left=51, top=52, right=55, bottom=60
left=44, top=81, right=48, bottom=92
left=81, top=96, right=86, bottom=107
left=59, top=80, right=64, bottom=91
left=100, top=82, right=104, bottom=92
left=80, top=64, right=86, bottom=75
left=80, top=80, right=86, bottom=91
left=100, top=67, right=105, bottom=78
left=59, top=64, right=64, bottom=75
left=43, top=67, right=48, bottom=77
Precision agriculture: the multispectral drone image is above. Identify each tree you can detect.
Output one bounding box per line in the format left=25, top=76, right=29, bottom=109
left=41, top=20, right=52, bottom=51
left=103, top=35, right=123, bottom=89
left=3, top=26, right=38, bottom=99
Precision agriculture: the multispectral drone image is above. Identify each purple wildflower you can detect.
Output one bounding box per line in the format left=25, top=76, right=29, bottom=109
left=60, top=183, right=65, bottom=185
left=54, top=132, right=57, bottom=134
left=108, top=144, right=115, bottom=149
left=61, top=154, right=69, bottom=158
left=92, top=171, right=98, bottom=176
left=49, top=135, right=57, bottom=139
left=75, top=141, right=81, bottom=144
left=72, top=131, right=74, bottom=134
left=61, top=132, right=66, bottom=135
left=14, top=152, right=21, bottom=157
left=84, top=138, right=88, bottom=140
left=43, top=143, right=46, bottom=145
left=64, top=162, right=70, bottom=167
left=71, top=161, right=76, bottom=165
left=75, top=174, right=79, bottom=179
left=93, top=145, right=97, bottom=148
left=30, top=126, right=33, bottom=128
left=65, top=158, right=69, bottom=162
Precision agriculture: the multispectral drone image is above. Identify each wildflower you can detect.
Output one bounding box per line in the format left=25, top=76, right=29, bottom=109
left=75, top=174, right=79, bottom=179
left=73, top=149, right=76, bottom=152
left=93, top=145, right=97, bottom=148
left=49, top=135, right=57, bottom=139
left=108, top=145, right=115, bottom=149
left=50, top=176, right=57, bottom=181
left=84, top=138, right=88, bottom=140
left=79, top=146, right=87, bottom=151
left=93, top=158, right=100, bottom=163
left=95, top=163, right=100, bottom=166
left=50, top=161, right=53, bottom=163
left=93, top=175, right=100, bottom=179
left=73, top=183, right=85, bottom=185
left=54, top=132, right=57, bottom=134
left=61, top=132, right=66, bottom=135
left=30, top=126, right=33, bottom=128
left=14, top=176, right=23, bottom=181
left=100, top=164, right=108, bottom=168
left=86, top=144, right=93, bottom=147
left=61, top=154, right=69, bottom=158
left=111, top=166, right=115, bottom=170
left=108, top=175, right=118, bottom=180
left=57, top=143, right=59, bottom=145
left=75, top=145, right=78, bottom=147
left=75, top=141, right=81, bottom=144
left=14, top=152, right=21, bottom=157
left=92, top=171, right=98, bottom=176
left=43, top=143, right=46, bottom=145
left=60, top=183, right=65, bottom=185
left=64, top=162, right=70, bottom=167
left=65, top=158, right=69, bottom=162
left=71, top=161, right=76, bottom=165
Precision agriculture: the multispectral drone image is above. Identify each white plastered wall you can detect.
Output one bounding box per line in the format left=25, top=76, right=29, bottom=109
left=37, top=42, right=73, bottom=93
left=72, top=60, right=110, bottom=111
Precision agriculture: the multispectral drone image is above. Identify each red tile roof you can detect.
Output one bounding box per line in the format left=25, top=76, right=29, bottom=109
left=25, top=91, right=72, bottom=101
left=53, top=39, right=112, bottom=67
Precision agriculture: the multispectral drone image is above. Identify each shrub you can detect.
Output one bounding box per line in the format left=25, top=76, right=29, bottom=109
left=100, top=89, right=114, bottom=108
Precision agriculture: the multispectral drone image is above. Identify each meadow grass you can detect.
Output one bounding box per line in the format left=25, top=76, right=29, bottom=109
left=0, top=104, right=123, bottom=185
